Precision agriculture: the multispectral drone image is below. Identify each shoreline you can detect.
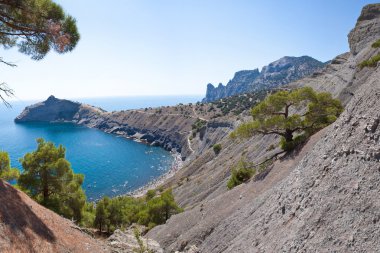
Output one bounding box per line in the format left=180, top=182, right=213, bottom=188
left=126, top=150, right=183, bottom=198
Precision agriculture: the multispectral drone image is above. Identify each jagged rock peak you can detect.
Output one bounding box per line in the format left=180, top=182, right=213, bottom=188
left=202, top=55, right=325, bottom=102
left=348, top=3, right=380, bottom=55
left=357, top=3, right=380, bottom=22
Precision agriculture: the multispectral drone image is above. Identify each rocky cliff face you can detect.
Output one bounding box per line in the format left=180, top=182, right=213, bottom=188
left=202, top=56, right=326, bottom=102
left=147, top=4, right=380, bottom=252
left=15, top=95, right=81, bottom=122
left=16, top=100, right=198, bottom=159
left=15, top=98, right=236, bottom=161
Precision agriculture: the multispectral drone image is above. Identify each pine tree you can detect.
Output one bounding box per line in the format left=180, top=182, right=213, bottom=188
left=18, top=138, right=86, bottom=222
left=0, top=151, right=19, bottom=181
left=94, top=197, right=110, bottom=232
left=231, top=87, right=343, bottom=150
left=0, top=0, right=79, bottom=105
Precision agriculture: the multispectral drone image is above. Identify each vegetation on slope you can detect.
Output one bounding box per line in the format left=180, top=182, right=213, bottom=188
left=18, top=138, right=87, bottom=223
left=231, top=87, right=343, bottom=151
left=94, top=189, right=182, bottom=233
left=359, top=39, right=380, bottom=69
left=210, top=90, right=269, bottom=116
left=0, top=152, right=19, bottom=181
left=227, top=87, right=342, bottom=189
left=227, top=158, right=273, bottom=189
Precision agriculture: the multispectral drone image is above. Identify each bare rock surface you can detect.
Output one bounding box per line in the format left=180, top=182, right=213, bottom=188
left=203, top=56, right=326, bottom=102
left=107, top=228, right=163, bottom=253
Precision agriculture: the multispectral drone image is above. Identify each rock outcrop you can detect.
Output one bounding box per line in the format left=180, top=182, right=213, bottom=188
left=15, top=95, right=81, bottom=122
left=146, top=3, right=380, bottom=252
left=202, top=56, right=326, bottom=102
left=107, top=228, right=163, bottom=253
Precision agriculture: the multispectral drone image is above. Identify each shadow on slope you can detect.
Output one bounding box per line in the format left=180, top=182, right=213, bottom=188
left=0, top=180, right=56, bottom=249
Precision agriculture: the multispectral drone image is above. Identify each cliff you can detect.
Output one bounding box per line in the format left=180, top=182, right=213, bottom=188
left=202, top=55, right=326, bottom=102
left=15, top=97, right=236, bottom=161
left=146, top=4, right=380, bottom=252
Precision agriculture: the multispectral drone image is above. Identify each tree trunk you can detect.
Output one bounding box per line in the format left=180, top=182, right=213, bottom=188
left=284, top=129, right=293, bottom=143
left=42, top=169, right=49, bottom=203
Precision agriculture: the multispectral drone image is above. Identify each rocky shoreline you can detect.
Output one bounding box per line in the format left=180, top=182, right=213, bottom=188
left=127, top=151, right=183, bottom=198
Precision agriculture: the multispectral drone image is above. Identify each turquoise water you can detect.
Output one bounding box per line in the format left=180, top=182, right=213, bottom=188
left=0, top=95, right=201, bottom=201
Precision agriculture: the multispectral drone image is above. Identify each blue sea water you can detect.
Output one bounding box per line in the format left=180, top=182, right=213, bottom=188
left=0, top=95, right=202, bottom=201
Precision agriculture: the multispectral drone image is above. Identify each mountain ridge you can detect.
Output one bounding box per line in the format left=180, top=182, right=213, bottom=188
left=202, top=55, right=326, bottom=102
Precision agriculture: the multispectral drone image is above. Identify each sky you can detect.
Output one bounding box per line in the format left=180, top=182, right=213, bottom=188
left=0, top=0, right=378, bottom=100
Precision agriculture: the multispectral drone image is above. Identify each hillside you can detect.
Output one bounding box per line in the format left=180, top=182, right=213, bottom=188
left=0, top=180, right=109, bottom=252
left=203, top=55, right=326, bottom=102
left=144, top=3, right=380, bottom=252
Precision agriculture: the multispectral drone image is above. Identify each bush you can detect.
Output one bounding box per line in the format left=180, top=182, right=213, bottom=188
left=192, top=118, right=207, bottom=132
left=359, top=53, right=380, bottom=69
left=280, top=134, right=308, bottom=152
left=227, top=159, right=255, bottom=189
left=213, top=144, right=222, bottom=154
left=372, top=39, right=380, bottom=48
left=94, top=188, right=182, bottom=233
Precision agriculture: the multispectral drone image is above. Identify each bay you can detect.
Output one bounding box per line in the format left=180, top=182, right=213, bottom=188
left=0, top=95, right=201, bottom=200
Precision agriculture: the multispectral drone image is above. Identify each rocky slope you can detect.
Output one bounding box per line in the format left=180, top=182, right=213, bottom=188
left=144, top=3, right=380, bottom=252
left=203, top=56, right=326, bottom=102
left=0, top=179, right=109, bottom=252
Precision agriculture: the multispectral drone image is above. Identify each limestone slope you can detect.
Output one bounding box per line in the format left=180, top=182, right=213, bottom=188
left=147, top=4, right=380, bottom=252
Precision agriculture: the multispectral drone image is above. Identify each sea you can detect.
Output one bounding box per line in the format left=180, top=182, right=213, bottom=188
left=0, top=95, right=202, bottom=201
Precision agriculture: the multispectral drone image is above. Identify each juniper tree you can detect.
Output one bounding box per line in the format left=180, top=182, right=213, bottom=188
left=18, top=138, right=86, bottom=222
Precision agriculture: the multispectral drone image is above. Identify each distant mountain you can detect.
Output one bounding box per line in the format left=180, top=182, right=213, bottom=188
left=202, top=56, right=326, bottom=102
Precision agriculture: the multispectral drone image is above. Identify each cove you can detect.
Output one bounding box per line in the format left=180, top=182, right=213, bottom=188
left=13, top=122, right=173, bottom=201
left=0, top=100, right=189, bottom=201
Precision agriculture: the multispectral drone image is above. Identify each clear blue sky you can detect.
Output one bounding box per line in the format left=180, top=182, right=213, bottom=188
left=1, top=0, right=377, bottom=100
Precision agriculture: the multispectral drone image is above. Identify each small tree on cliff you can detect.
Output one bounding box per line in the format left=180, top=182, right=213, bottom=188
left=0, top=0, right=80, bottom=106
left=0, top=151, right=19, bottom=181
left=231, top=87, right=343, bottom=151
left=18, top=138, right=86, bottom=222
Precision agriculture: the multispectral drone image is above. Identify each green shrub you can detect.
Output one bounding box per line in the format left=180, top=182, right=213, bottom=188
left=94, top=188, right=182, bottom=233
left=227, top=159, right=255, bottom=189
left=279, top=134, right=308, bottom=152
left=372, top=39, right=380, bottom=48
left=359, top=53, right=380, bottom=69
left=146, top=189, right=156, bottom=200
left=192, top=118, right=207, bottom=132
left=213, top=144, right=222, bottom=154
